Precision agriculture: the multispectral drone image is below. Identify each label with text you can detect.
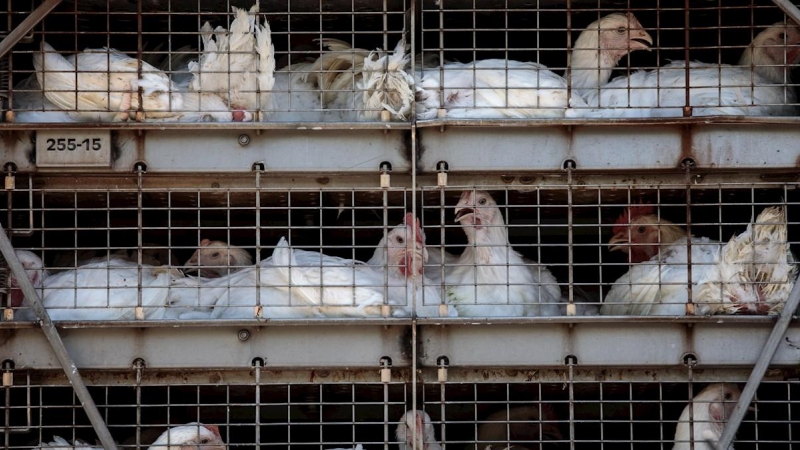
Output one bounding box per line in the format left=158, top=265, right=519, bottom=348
left=36, top=130, right=112, bottom=168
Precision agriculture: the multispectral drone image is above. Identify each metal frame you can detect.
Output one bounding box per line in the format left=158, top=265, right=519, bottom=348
left=1, top=1, right=800, bottom=446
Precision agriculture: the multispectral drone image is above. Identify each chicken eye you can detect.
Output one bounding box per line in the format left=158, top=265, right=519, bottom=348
left=396, top=236, right=405, bottom=244
left=210, top=252, right=220, bottom=258
left=779, top=32, right=787, bottom=41
left=199, top=438, right=210, bottom=444
left=616, top=26, right=627, bottom=34
left=636, top=226, right=647, bottom=234
left=478, top=198, right=487, bottom=205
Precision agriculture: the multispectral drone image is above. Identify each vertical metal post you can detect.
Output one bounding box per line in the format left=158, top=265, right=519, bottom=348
left=683, top=160, right=695, bottom=315
left=686, top=356, right=696, bottom=450
left=682, top=0, right=692, bottom=117
left=254, top=169, right=262, bottom=318
left=254, top=358, right=262, bottom=449
left=135, top=166, right=144, bottom=319
left=0, top=223, right=119, bottom=450
left=565, top=162, right=575, bottom=314
left=134, top=358, right=144, bottom=450
left=566, top=356, right=576, bottom=450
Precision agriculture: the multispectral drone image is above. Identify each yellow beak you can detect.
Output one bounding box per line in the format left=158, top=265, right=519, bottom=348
left=608, top=232, right=629, bottom=253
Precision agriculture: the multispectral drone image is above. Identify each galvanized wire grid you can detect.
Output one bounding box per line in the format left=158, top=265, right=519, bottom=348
left=417, top=0, right=800, bottom=119
left=419, top=378, right=799, bottom=450
left=1, top=175, right=798, bottom=320
left=6, top=0, right=410, bottom=123
left=3, top=183, right=417, bottom=320
left=4, top=369, right=799, bottom=450
left=2, top=0, right=800, bottom=123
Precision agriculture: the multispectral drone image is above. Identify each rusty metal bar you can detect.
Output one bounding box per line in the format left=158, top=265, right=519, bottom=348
left=0, top=0, right=63, bottom=59
left=0, top=221, right=119, bottom=450
left=715, top=277, right=800, bottom=450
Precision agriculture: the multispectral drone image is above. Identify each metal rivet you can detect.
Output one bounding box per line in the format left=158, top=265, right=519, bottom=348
left=238, top=134, right=251, bottom=146
left=238, top=329, right=251, bottom=341
left=211, top=182, right=220, bottom=188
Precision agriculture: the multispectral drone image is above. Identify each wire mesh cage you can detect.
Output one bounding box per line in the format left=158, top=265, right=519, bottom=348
left=4, top=0, right=412, bottom=124
left=416, top=0, right=800, bottom=121
left=0, top=172, right=798, bottom=321
left=3, top=367, right=799, bottom=450
left=2, top=0, right=800, bottom=124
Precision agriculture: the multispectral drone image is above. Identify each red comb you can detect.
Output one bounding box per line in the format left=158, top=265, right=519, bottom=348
left=613, top=202, right=656, bottom=234
left=403, top=213, right=424, bottom=245
left=205, top=424, right=221, bottom=438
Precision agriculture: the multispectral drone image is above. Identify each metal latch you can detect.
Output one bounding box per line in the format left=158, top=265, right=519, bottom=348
left=2, top=360, right=13, bottom=386
left=379, top=162, right=392, bottom=188
left=379, top=357, right=392, bottom=383
left=4, top=164, right=15, bottom=190
left=436, top=356, right=449, bottom=383
left=436, top=161, right=449, bottom=187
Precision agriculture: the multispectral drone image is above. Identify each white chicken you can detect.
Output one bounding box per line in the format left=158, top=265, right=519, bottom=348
left=672, top=384, right=741, bottom=450
left=183, top=239, right=254, bottom=278
left=34, top=423, right=225, bottom=450
left=269, top=213, right=450, bottom=317
left=188, top=2, right=275, bottom=121
left=167, top=258, right=325, bottom=320
left=696, top=206, right=796, bottom=315
left=395, top=410, right=442, bottom=450
left=10, top=250, right=180, bottom=321
left=443, top=190, right=561, bottom=317
left=31, top=42, right=236, bottom=122
left=601, top=205, right=795, bottom=315
left=49, top=246, right=175, bottom=273
left=170, top=213, right=449, bottom=318
left=573, top=22, right=800, bottom=118
left=9, top=72, right=76, bottom=123
left=363, top=213, right=454, bottom=317
left=7, top=249, right=49, bottom=310
left=274, top=37, right=415, bottom=121
left=416, top=13, right=652, bottom=119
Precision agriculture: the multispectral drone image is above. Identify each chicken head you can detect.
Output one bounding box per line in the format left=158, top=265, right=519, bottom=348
left=609, top=204, right=687, bottom=263
left=8, top=250, right=47, bottom=307
left=184, top=239, right=253, bottom=278
left=455, top=190, right=500, bottom=229
left=673, top=383, right=742, bottom=450
left=740, top=22, right=800, bottom=83
left=576, top=13, right=653, bottom=66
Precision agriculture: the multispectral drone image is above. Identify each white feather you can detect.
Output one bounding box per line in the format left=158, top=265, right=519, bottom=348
left=188, top=2, right=274, bottom=119
left=672, top=384, right=741, bottom=450
left=571, top=23, right=800, bottom=118
left=601, top=236, right=721, bottom=316
left=395, top=410, right=442, bottom=450
left=16, top=259, right=178, bottom=321
left=444, top=191, right=561, bottom=317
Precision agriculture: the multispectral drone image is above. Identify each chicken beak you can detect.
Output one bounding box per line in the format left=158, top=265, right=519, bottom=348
left=608, top=233, right=630, bottom=253
left=454, top=207, right=474, bottom=222
left=630, top=30, right=654, bottom=51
